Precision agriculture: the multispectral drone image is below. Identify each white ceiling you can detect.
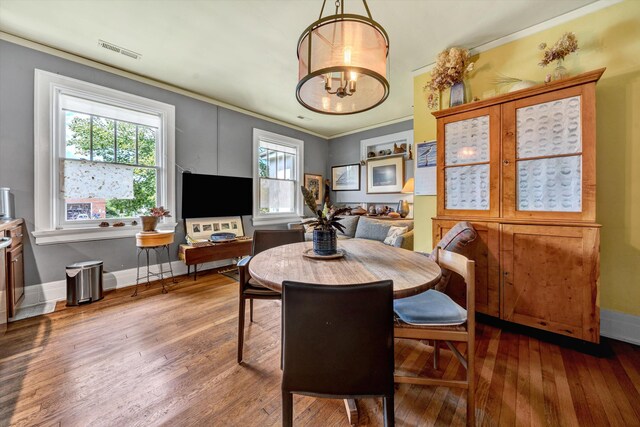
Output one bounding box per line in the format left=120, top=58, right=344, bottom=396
left=0, top=0, right=598, bottom=138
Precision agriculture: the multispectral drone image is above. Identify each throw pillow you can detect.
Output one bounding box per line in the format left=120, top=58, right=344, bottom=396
left=383, top=226, right=408, bottom=246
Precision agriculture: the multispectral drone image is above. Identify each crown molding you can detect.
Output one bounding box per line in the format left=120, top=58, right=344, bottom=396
left=327, top=115, right=413, bottom=140
left=411, top=0, right=623, bottom=77
left=0, top=31, right=328, bottom=139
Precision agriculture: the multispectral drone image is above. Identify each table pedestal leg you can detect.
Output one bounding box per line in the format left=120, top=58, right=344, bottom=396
left=344, top=399, right=358, bottom=425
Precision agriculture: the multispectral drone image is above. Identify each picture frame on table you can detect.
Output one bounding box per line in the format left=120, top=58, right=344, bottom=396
left=304, top=173, right=323, bottom=205
left=331, top=163, right=360, bottom=191
left=367, top=155, right=404, bottom=194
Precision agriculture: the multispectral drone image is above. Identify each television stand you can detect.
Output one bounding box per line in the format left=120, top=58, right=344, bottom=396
left=179, top=238, right=252, bottom=280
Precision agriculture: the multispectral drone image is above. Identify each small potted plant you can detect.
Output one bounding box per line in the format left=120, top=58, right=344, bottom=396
left=140, top=206, right=171, bottom=232
left=300, top=186, right=349, bottom=255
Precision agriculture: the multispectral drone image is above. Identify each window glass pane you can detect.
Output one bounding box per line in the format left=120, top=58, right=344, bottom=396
left=92, top=116, right=115, bottom=162
left=137, top=126, right=157, bottom=166
left=268, top=150, right=277, bottom=178
left=259, top=178, right=295, bottom=213
left=277, top=152, right=285, bottom=179
left=64, top=167, right=156, bottom=221
left=106, top=168, right=157, bottom=218
left=285, top=154, right=294, bottom=180
left=64, top=111, right=91, bottom=159
left=116, top=121, right=136, bottom=164
left=258, top=147, right=268, bottom=178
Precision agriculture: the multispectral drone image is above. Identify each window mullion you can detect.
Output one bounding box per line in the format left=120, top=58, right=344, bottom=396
left=89, top=115, right=94, bottom=161
left=113, top=120, right=118, bottom=162
left=135, top=124, right=139, bottom=165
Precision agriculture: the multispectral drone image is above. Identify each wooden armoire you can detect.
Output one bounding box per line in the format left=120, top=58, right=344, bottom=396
left=432, top=69, right=604, bottom=343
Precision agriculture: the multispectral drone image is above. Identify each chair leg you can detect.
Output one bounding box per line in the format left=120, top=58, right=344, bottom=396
left=467, top=342, right=475, bottom=426
left=383, top=396, right=395, bottom=427
left=433, top=340, right=440, bottom=370
left=282, top=390, right=293, bottom=427
left=250, top=298, right=254, bottom=322
left=237, top=296, right=246, bottom=364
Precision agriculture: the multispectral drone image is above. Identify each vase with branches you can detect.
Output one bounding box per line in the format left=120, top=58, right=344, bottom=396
left=427, top=47, right=475, bottom=108
left=300, top=186, right=349, bottom=255
left=538, top=32, right=579, bottom=80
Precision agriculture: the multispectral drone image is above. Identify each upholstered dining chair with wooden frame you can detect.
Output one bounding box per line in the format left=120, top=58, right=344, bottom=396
left=281, top=280, right=395, bottom=427
left=393, top=248, right=476, bottom=426
left=237, top=228, right=304, bottom=363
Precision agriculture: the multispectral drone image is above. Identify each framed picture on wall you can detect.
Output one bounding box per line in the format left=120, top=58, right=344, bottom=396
left=331, top=164, right=360, bottom=191
left=304, top=173, right=323, bottom=205
left=366, top=155, right=404, bottom=194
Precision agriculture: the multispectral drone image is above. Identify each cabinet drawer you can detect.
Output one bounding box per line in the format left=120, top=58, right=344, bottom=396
left=8, top=225, right=23, bottom=249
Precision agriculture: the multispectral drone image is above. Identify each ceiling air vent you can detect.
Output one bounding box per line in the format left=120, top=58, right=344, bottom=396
left=98, top=40, right=142, bottom=60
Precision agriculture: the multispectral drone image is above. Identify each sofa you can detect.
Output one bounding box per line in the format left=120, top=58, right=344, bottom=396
left=288, top=215, right=414, bottom=250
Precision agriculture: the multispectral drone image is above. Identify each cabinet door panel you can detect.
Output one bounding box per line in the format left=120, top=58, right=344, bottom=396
left=433, top=220, right=500, bottom=316
left=8, top=245, right=24, bottom=317
left=437, top=106, right=501, bottom=218
left=501, top=225, right=599, bottom=342
left=502, top=84, right=596, bottom=221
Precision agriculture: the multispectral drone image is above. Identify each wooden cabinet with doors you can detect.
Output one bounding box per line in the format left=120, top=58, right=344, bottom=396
left=432, top=69, right=604, bottom=342
left=3, top=220, right=25, bottom=318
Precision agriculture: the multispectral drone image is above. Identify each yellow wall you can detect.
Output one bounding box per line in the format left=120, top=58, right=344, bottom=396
left=412, top=0, right=640, bottom=316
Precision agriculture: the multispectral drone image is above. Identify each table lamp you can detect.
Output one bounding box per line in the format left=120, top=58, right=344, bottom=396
left=398, top=178, right=414, bottom=218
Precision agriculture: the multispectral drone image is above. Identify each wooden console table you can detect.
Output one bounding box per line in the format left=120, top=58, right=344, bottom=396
left=179, top=239, right=252, bottom=280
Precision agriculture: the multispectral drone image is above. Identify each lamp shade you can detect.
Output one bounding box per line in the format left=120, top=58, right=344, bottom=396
left=297, top=3, right=389, bottom=115
left=401, top=178, right=415, bottom=194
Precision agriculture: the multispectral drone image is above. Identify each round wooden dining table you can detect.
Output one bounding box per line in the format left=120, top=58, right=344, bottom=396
left=248, top=239, right=442, bottom=299
left=248, top=238, right=442, bottom=424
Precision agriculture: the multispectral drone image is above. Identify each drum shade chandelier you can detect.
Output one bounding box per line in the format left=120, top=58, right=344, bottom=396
left=296, top=0, right=390, bottom=115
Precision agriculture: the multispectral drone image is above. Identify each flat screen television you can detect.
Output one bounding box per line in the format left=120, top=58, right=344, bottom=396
left=182, top=173, right=253, bottom=219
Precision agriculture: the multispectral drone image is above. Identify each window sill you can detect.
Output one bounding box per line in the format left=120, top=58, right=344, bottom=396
left=252, top=215, right=302, bottom=227
left=32, top=222, right=178, bottom=245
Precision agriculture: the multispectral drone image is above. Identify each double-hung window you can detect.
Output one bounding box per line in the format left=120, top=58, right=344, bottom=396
left=252, top=129, right=303, bottom=225
left=34, top=70, right=175, bottom=244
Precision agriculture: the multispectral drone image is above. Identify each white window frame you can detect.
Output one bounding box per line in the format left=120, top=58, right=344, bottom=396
left=33, top=69, right=176, bottom=245
left=252, top=128, right=304, bottom=226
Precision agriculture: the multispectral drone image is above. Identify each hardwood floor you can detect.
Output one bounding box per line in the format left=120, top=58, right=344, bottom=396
left=1, top=273, right=639, bottom=426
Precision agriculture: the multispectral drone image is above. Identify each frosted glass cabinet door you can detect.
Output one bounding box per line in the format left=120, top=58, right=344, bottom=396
left=515, top=96, right=582, bottom=212
left=444, top=114, right=491, bottom=211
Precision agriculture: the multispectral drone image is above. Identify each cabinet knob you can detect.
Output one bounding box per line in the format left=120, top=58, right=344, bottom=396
left=503, top=160, right=510, bottom=165
left=505, top=131, right=514, bottom=137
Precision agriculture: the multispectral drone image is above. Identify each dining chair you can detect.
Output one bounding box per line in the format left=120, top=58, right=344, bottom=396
left=281, top=280, right=395, bottom=427
left=237, top=228, right=304, bottom=363
left=393, top=248, right=476, bottom=426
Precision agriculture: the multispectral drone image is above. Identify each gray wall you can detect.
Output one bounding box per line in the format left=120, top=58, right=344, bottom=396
left=327, top=119, right=414, bottom=207
left=0, top=40, right=328, bottom=286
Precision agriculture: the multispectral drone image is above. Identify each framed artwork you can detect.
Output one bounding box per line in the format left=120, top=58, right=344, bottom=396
left=304, top=173, right=323, bottom=205
left=367, top=155, right=404, bottom=194
left=331, top=164, right=360, bottom=191
left=185, top=216, right=244, bottom=241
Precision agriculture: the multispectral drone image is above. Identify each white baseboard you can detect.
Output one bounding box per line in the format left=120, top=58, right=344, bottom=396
left=601, top=309, right=640, bottom=346
left=19, top=259, right=233, bottom=308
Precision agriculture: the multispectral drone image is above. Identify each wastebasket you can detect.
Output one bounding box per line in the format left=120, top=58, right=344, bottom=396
left=66, top=260, right=104, bottom=306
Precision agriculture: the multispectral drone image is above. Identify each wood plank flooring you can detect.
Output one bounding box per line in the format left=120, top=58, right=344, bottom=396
left=1, top=274, right=639, bottom=426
